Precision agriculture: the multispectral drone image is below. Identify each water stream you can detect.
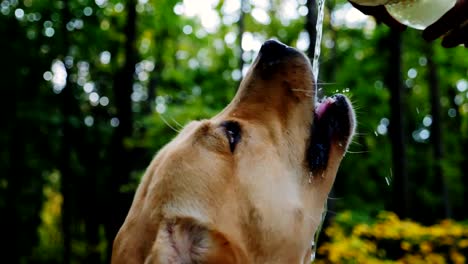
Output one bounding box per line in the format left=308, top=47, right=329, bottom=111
left=311, top=0, right=326, bottom=262
left=312, top=0, right=325, bottom=101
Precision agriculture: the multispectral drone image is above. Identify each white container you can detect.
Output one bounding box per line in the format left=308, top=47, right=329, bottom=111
left=384, top=0, right=457, bottom=30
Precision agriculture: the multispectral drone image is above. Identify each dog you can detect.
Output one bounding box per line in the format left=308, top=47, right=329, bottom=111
left=112, top=40, right=355, bottom=264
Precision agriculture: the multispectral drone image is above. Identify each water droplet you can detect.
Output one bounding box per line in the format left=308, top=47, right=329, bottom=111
left=310, top=241, right=316, bottom=262
left=385, top=169, right=393, bottom=186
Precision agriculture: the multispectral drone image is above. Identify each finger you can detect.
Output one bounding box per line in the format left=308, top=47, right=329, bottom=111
left=423, top=0, right=468, bottom=41
left=441, top=25, right=468, bottom=48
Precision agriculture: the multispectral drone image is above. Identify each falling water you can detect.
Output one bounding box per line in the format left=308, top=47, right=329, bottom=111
left=311, top=1, right=326, bottom=262
left=310, top=202, right=327, bottom=262
left=312, top=0, right=325, bottom=90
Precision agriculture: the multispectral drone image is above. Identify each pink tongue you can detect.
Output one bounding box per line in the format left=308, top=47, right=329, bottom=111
left=315, top=97, right=336, bottom=119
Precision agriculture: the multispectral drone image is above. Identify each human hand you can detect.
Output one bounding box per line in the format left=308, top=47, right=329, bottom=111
left=423, top=0, right=468, bottom=48
left=350, top=0, right=468, bottom=48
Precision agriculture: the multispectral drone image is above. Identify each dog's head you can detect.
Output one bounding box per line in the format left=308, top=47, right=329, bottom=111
left=112, top=40, right=355, bottom=264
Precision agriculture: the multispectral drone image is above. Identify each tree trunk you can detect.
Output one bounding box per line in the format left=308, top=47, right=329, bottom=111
left=2, top=17, right=24, bottom=264
left=59, top=86, right=73, bottom=264
left=5, top=105, right=23, bottom=264
left=83, top=156, right=102, bottom=263
left=425, top=44, right=451, bottom=219
left=386, top=28, right=409, bottom=218
left=146, top=27, right=168, bottom=115
left=446, top=86, right=468, bottom=220
left=59, top=0, right=73, bottom=262
left=106, top=0, right=137, bottom=259
left=237, top=0, right=246, bottom=87
left=1, top=16, right=50, bottom=264
left=75, top=125, right=103, bottom=263
left=463, top=138, right=468, bottom=219
left=306, top=0, right=318, bottom=59
left=146, top=76, right=157, bottom=114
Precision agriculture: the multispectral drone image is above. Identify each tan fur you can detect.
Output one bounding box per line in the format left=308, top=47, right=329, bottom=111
left=112, top=43, right=355, bottom=264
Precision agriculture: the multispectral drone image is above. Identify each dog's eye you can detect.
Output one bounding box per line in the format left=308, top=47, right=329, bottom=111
left=221, top=121, right=241, bottom=153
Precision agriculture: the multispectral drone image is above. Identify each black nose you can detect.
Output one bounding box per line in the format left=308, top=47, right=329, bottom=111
left=259, top=39, right=292, bottom=63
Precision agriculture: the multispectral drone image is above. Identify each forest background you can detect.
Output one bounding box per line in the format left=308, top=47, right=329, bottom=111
left=1, top=0, right=467, bottom=263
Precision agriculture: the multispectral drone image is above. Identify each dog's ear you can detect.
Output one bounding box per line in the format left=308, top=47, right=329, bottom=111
left=146, top=217, right=238, bottom=264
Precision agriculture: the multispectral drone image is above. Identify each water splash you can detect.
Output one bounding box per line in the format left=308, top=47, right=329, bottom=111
left=312, top=0, right=325, bottom=93
left=385, top=168, right=393, bottom=186
left=311, top=201, right=327, bottom=262
left=310, top=241, right=317, bottom=262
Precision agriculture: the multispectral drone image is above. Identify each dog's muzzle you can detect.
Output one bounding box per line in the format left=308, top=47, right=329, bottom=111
left=308, top=94, right=355, bottom=171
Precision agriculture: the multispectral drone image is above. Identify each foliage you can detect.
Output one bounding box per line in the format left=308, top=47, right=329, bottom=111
left=316, top=211, right=468, bottom=263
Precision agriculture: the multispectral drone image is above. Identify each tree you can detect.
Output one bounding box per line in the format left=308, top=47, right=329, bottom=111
left=425, top=43, right=452, bottom=219
left=385, top=28, right=409, bottom=218
left=306, top=0, right=318, bottom=59
left=106, top=0, right=138, bottom=259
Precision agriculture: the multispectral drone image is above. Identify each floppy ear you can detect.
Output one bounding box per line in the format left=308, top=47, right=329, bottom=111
left=145, top=217, right=238, bottom=264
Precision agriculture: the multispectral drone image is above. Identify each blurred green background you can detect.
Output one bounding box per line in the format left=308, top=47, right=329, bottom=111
left=1, top=0, right=467, bottom=263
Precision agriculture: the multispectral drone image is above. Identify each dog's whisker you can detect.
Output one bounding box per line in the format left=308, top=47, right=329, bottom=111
left=327, top=196, right=343, bottom=200
left=302, top=213, right=323, bottom=226
left=353, top=141, right=363, bottom=147
left=290, top=89, right=315, bottom=99
left=315, top=82, right=337, bottom=86
left=323, top=209, right=338, bottom=216
left=351, top=104, right=364, bottom=111
left=158, top=113, right=181, bottom=133
left=349, top=138, right=364, bottom=146
left=346, top=150, right=369, bottom=154
left=171, top=117, right=184, bottom=129
left=291, top=88, right=310, bottom=92
left=353, top=132, right=368, bottom=137
left=291, top=88, right=314, bottom=96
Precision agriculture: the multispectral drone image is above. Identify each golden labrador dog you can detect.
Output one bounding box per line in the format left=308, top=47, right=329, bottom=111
left=112, top=40, right=355, bottom=264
